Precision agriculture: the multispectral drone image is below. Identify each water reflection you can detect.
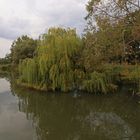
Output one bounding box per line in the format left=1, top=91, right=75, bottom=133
left=83, top=112, right=134, bottom=140
left=0, top=79, right=10, bottom=93
left=11, top=81, right=140, bottom=140
left=0, top=79, right=36, bottom=140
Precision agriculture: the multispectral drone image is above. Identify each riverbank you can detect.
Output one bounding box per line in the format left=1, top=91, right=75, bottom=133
left=17, top=64, right=140, bottom=94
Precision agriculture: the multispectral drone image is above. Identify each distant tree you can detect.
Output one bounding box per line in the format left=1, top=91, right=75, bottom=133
left=0, top=53, right=11, bottom=65
left=11, top=35, right=37, bottom=64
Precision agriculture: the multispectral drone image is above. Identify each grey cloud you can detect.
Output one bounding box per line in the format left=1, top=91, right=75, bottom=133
left=34, top=0, right=87, bottom=34
left=0, top=0, right=88, bottom=40
left=0, top=0, right=88, bottom=57
left=0, top=17, right=32, bottom=40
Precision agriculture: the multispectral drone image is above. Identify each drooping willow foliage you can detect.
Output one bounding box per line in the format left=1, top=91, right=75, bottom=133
left=82, top=71, right=117, bottom=94
left=18, top=28, right=121, bottom=93
left=18, top=27, right=140, bottom=94
left=19, top=28, right=85, bottom=92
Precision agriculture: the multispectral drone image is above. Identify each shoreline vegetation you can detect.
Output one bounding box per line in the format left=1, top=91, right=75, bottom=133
left=17, top=63, right=140, bottom=94
left=16, top=65, right=140, bottom=94
left=0, top=0, right=140, bottom=95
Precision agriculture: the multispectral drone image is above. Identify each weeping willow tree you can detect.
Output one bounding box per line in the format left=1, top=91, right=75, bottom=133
left=18, top=27, right=84, bottom=92
left=82, top=71, right=118, bottom=94
left=18, top=28, right=119, bottom=93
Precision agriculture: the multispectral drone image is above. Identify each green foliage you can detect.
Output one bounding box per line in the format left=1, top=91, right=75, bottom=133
left=17, top=26, right=140, bottom=94
left=0, top=54, right=12, bottom=65
left=83, top=71, right=117, bottom=94
left=0, top=64, right=11, bottom=72
left=83, top=72, right=108, bottom=93
left=81, top=64, right=140, bottom=93
left=100, top=64, right=140, bottom=84
left=120, top=65, right=140, bottom=82
left=85, top=0, right=140, bottom=66
left=11, top=0, right=140, bottom=94
left=19, top=28, right=84, bottom=92
left=19, top=59, right=38, bottom=84
left=11, top=35, right=37, bottom=64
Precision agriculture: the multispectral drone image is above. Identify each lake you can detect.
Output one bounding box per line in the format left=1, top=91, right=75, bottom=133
left=0, top=77, right=140, bottom=140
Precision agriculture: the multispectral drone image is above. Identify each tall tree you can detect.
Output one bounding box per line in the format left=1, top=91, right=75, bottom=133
left=19, top=28, right=84, bottom=92
left=11, top=35, right=37, bottom=64
left=84, top=0, right=140, bottom=65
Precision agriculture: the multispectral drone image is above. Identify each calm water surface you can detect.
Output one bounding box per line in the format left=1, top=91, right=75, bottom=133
left=0, top=77, right=140, bottom=140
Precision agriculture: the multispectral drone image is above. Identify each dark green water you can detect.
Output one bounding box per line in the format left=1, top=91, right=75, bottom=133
left=0, top=77, right=140, bottom=140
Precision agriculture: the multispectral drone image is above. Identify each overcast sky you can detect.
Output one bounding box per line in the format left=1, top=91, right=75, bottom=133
left=0, top=0, right=88, bottom=58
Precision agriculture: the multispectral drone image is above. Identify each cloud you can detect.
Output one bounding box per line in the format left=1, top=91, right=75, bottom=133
left=34, top=0, right=88, bottom=34
left=0, top=17, right=32, bottom=40
left=0, top=38, right=12, bottom=58
left=0, top=0, right=88, bottom=57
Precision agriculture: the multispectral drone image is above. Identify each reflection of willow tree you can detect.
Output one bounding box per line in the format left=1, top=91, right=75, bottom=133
left=11, top=82, right=140, bottom=140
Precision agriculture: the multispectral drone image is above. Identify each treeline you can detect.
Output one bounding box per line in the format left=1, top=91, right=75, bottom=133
left=0, top=54, right=11, bottom=73
left=3, top=0, right=140, bottom=93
